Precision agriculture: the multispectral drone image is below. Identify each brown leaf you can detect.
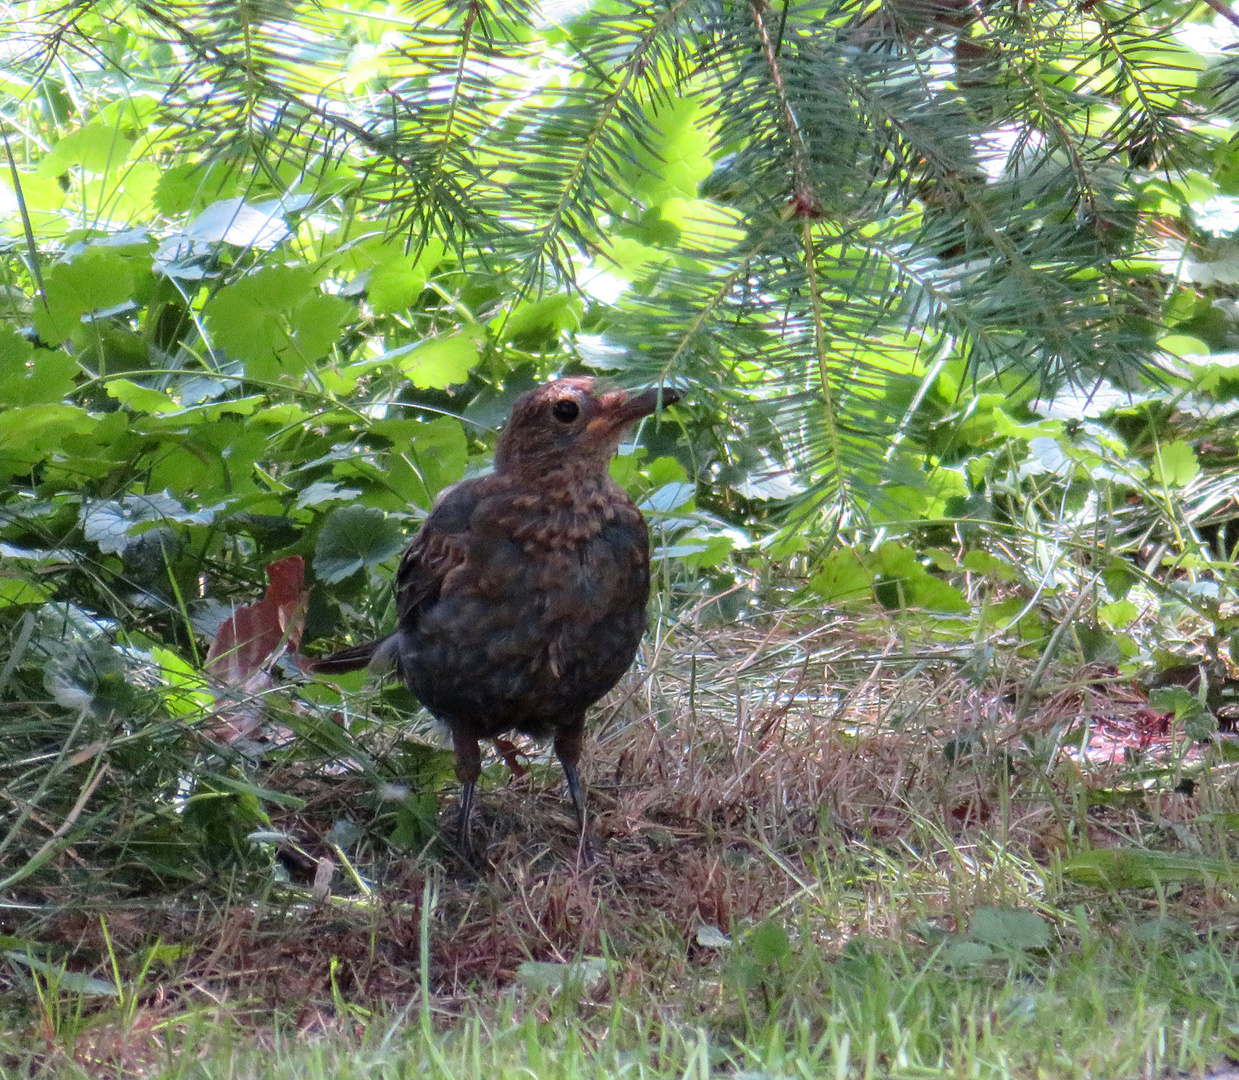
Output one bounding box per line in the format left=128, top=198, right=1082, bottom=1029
left=204, top=557, right=308, bottom=742
left=493, top=737, right=529, bottom=779
left=207, top=556, right=308, bottom=686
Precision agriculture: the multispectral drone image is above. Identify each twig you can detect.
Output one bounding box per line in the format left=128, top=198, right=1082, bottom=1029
left=1199, top=0, right=1239, bottom=30
left=748, top=0, right=820, bottom=216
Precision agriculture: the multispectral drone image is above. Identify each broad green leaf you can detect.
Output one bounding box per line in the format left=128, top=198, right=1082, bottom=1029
left=367, top=238, right=446, bottom=314
left=680, top=534, right=734, bottom=569
left=969, top=908, right=1050, bottom=951
left=499, top=294, right=581, bottom=344
left=154, top=161, right=242, bottom=216
left=661, top=198, right=747, bottom=249
left=599, top=236, right=669, bottom=280
left=962, top=550, right=1016, bottom=580
left=808, top=547, right=872, bottom=603
left=1150, top=440, right=1199, bottom=487
left=0, top=578, right=53, bottom=607
left=32, top=248, right=136, bottom=346
left=873, top=542, right=969, bottom=612
left=375, top=416, right=469, bottom=509
left=1099, top=599, right=1138, bottom=630
left=205, top=265, right=350, bottom=379
left=80, top=493, right=215, bottom=555
left=296, top=480, right=364, bottom=509
left=1147, top=685, right=1209, bottom=724
left=41, top=123, right=133, bottom=173
left=205, top=264, right=315, bottom=364
left=627, top=96, right=715, bottom=206
left=391, top=326, right=485, bottom=389
left=646, top=456, right=690, bottom=486
left=0, top=341, right=77, bottom=406
left=106, top=379, right=178, bottom=414
left=0, top=404, right=95, bottom=452
left=942, top=942, right=995, bottom=969
left=286, top=292, right=352, bottom=366
left=1157, top=334, right=1208, bottom=358
left=151, top=646, right=213, bottom=718
left=408, top=416, right=469, bottom=504
left=748, top=919, right=791, bottom=967
left=314, top=504, right=406, bottom=584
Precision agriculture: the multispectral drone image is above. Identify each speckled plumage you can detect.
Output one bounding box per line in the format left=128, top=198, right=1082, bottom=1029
left=310, top=377, right=679, bottom=858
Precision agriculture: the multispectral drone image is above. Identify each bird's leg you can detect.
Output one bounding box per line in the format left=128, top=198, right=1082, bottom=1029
left=554, top=721, right=593, bottom=863
left=452, top=732, right=482, bottom=861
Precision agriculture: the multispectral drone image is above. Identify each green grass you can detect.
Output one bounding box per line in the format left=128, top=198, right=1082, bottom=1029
left=3, top=917, right=1235, bottom=1079
left=3, top=617, right=1239, bottom=1078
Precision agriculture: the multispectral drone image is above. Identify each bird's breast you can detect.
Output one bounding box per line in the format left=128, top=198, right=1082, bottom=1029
left=505, top=484, right=621, bottom=552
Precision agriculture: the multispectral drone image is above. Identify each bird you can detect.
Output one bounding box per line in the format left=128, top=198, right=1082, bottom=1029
left=308, top=376, right=680, bottom=859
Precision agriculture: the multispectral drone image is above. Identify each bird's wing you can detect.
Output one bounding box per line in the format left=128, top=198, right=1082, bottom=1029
left=310, top=479, right=492, bottom=675
left=394, top=478, right=488, bottom=621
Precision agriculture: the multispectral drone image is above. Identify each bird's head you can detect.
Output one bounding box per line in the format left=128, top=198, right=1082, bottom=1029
left=494, top=377, right=680, bottom=476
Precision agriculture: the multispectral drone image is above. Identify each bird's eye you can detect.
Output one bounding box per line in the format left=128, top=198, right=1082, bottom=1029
left=553, top=399, right=580, bottom=423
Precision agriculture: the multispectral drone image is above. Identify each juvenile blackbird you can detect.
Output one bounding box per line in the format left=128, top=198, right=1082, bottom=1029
left=309, top=377, right=680, bottom=857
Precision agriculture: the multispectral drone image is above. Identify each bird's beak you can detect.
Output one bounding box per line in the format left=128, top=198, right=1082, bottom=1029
left=588, top=385, right=681, bottom=436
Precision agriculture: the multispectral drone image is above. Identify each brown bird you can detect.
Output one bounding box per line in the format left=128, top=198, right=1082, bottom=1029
left=309, top=377, right=680, bottom=858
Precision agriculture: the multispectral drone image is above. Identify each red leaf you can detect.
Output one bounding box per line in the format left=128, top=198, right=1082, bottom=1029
left=493, top=738, right=529, bottom=779
left=207, top=556, right=308, bottom=686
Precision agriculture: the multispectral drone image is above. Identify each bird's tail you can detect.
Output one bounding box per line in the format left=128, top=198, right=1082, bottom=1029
left=305, top=635, right=400, bottom=676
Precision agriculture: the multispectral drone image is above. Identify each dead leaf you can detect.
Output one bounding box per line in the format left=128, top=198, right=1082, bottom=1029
left=207, top=556, right=308, bottom=684
left=204, top=557, right=308, bottom=741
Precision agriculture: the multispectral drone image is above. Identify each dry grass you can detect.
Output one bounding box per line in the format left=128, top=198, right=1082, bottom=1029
left=4, top=608, right=1239, bottom=1073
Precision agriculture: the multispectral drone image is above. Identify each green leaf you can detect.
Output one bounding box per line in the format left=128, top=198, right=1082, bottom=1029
left=79, top=493, right=215, bottom=555
left=205, top=265, right=349, bottom=379
left=0, top=404, right=95, bottom=453
left=942, top=941, right=995, bottom=969
left=389, top=326, right=486, bottom=389
left=748, top=918, right=791, bottom=967
left=286, top=292, right=353, bottom=367
left=626, top=96, right=715, bottom=206
left=4, top=951, right=119, bottom=997
left=370, top=416, right=469, bottom=508
left=154, top=161, right=242, bottom=217
left=314, top=504, right=406, bottom=584
left=408, top=416, right=469, bottom=505
left=41, top=123, right=134, bottom=173
left=0, top=578, right=53, bottom=607
left=498, top=294, right=581, bottom=345
left=32, top=249, right=137, bottom=346
left=367, top=238, right=446, bottom=314
left=0, top=340, right=77, bottom=406
left=962, top=550, right=1015, bottom=580
left=872, top=543, right=970, bottom=613
left=808, top=547, right=872, bottom=603
left=1099, top=599, right=1139, bottom=630
left=106, top=379, right=178, bottom=414
left=1063, top=848, right=1239, bottom=889
left=151, top=646, right=213, bottom=718
left=680, top=534, right=734, bottom=569
left=968, top=908, right=1050, bottom=951
left=1150, top=440, right=1199, bottom=487
left=1148, top=685, right=1205, bottom=720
